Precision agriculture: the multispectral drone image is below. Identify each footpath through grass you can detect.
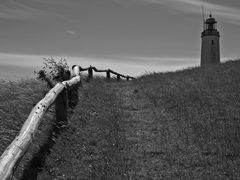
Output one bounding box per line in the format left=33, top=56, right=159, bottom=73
left=38, top=79, right=129, bottom=179
left=1, top=60, right=240, bottom=179
left=38, top=60, right=240, bottom=179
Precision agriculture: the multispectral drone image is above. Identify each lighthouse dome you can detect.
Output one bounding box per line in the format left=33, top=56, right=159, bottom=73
left=205, top=14, right=217, bottom=24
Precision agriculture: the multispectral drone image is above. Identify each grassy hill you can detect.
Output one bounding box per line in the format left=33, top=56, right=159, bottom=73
left=0, top=79, right=56, bottom=179
left=1, top=60, right=240, bottom=179
left=38, top=60, right=240, bottom=180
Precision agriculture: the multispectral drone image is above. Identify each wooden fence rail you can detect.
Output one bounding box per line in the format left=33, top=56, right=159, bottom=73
left=0, top=65, right=135, bottom=179
left=0, top=66, right=81, bottom=180
left=76, top=65, right=135, bottom=80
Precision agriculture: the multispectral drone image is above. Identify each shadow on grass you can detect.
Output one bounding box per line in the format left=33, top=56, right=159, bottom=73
left=21, top=123, right=67, bottom=180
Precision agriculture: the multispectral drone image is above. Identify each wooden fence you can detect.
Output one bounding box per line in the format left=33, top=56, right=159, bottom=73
left=0, top=65, right=135, bottom=179
left=0, top=66, right=81, bottom=180
left=77, top=65, right=135, bottom=80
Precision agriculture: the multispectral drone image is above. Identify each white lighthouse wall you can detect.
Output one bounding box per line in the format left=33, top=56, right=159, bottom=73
left=201, top=35, right=220, bottom=66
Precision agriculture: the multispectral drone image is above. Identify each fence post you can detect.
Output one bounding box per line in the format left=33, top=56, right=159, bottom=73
left=88, top=66, right=93, bottom=80
left=68, top=66, right=81, bottom=109
left=55, top=89, right=68, bottom=127
left=117, top=74, right=121, bottom=81
left=106, top=70, right=111, bottom=79
left=55, top=70, right=70, bottom=127
left=126, top=76, right=130, bottom=81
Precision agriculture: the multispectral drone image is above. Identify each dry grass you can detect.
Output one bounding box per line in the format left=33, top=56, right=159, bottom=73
left=1, top=60, right=240, bottom=179
left=130, top=60, right=240, bottom=179
left=38, top=60, right=240, bottom=179
left=0, top=78, right=56, bottom=179
left=38, top=78, right=129, bottom=179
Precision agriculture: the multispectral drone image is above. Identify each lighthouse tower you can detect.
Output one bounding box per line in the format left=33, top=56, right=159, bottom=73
left=201, top=14, right=220, bottom=66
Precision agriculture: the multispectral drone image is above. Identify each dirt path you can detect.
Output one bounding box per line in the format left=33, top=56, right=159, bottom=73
left=115, top=82, right=165, bottom=179
left=36, top=81, right=167, bottom=179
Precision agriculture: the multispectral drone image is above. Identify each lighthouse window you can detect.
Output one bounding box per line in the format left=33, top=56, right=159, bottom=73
left=212, top=40, right=214, bottom=45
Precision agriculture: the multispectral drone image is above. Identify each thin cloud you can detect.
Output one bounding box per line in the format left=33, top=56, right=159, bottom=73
left=0, top=52, right=198, bottom=76
left=0, top=4, right=38, bottom=20
left=0, top=0, right=62, bottom=20
left=137, top=0, right=240, bottom=25
left=66, top=30, right=77, bottom=35
left=0, top=8, right=34, bottom=20
left=116, top=56, right=199, bottom=66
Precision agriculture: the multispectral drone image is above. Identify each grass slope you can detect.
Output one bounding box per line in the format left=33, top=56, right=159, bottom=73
left=0, top=79, right=55, bottom=179
left=38, top=79, right=129, bottom=179
left=126, top=60, right=240, bottom=179
left=38, top=60, right=240, bottom=180
left=1, top=60, right=240, bottom=179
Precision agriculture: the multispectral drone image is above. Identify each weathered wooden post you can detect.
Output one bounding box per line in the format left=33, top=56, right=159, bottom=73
left=117, top=74, right=121, bottom=81
left=106, top=70, right=111, bottom=79
left=68, top=66, right=81, bottom=109
left=55, top=70, right=70, bottom=127
left=88, top=66, right=93, bottom=80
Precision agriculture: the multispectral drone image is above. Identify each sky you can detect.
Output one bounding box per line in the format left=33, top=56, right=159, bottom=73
left=0, top=0, right=240, bottom=79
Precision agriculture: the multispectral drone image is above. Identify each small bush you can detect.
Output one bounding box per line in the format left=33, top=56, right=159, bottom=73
left=36, top=57, right=70, bottom=88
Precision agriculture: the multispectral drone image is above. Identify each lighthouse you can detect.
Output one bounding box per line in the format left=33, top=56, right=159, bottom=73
left=201, top=14, right=220, bottom=66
